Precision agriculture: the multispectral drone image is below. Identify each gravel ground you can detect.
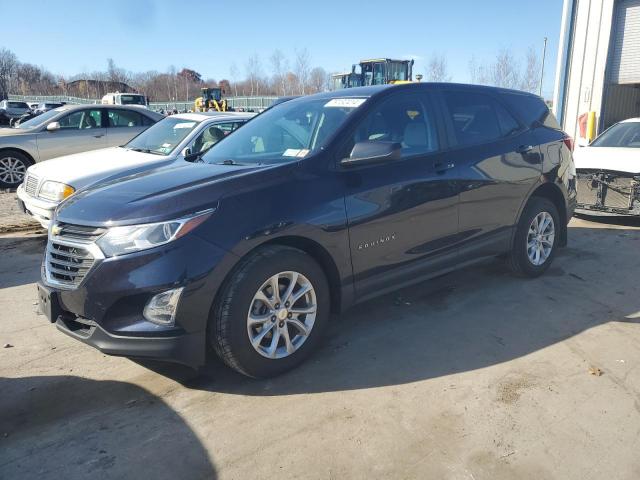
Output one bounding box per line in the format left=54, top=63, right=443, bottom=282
left=1, top=216, right=640, bottom=479
left=0, top=192, right=42, bottom=233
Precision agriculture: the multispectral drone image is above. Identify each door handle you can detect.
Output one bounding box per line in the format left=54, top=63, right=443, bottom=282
left=434, top=161, right=455, bottom=174
left=93, top=134, right=104, bottom=138
left=517, top=145, right=534, bottom=154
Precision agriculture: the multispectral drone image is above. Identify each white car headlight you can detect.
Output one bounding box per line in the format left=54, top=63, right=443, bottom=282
left=39, top=181, right=75, bottom=201
left=96, top=210, right=213, bottom=257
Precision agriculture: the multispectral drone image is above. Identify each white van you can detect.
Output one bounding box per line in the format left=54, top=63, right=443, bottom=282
left=101, top=92, right=147, bottom=107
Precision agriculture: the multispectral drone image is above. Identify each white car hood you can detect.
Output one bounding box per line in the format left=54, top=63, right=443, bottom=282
left=574, top=146, right=640, bottom=174
left=27, top=147, right=172, bottom=189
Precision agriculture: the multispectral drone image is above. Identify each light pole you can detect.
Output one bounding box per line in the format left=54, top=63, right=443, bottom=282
left=539, top=37, right=548, bottom=97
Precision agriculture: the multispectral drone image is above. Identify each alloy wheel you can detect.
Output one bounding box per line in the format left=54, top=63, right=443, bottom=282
left=247, top=271, right=317, bottom=359
left=0, top=156, right=27, bottom=185
left=526, top=211, right=555, bottom=266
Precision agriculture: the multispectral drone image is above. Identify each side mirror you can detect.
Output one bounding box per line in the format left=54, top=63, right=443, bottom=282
left=46, top=122, right=60, bottom=132
left=182, top=147, right=192, bottom=157
left=182, top=147, right=200, bottom=162
left=341, top=141, right=401, bottom=167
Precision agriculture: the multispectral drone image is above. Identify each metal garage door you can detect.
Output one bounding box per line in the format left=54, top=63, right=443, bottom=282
left=609, top=0, right=640, bottom=84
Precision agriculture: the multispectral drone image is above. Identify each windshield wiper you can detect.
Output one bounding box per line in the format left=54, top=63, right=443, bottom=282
left=129, top=147, right=164, bottom=155
left=216, top=159, right=250, bottom=166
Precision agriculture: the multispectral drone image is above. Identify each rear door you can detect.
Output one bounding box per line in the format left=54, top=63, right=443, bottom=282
left=105, top=108, right=151, bottom=147
left=36, top=108, right=107, bottom=160
left=439, top=89, right=542, bottom=258
left=342, top=92, right=460, bottom=299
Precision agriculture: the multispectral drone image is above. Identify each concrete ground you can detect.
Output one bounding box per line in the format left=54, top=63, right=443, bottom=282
left=1, top=216, right=639, bottom=480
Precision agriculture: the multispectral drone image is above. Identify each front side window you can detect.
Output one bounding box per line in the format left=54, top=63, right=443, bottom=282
left=348, top=94, right=439, bottom=158
left=191, top=122, right=242, bottom=154
left=58, top=109, right=103, bottom=129
left=202, top=97, right=365, bottom=165
left=590, top=122, right=640, bottom=148
left=443, top=91, right=519, bottom=147
left=108, top=109, right=143, bottom=128
left=125, top=117, right=200, bottom=155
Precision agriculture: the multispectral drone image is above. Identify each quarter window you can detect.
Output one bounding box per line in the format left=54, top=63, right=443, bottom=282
left=349, top=94, right=439, bottom=158
left=443, top=91, right=520, bottom=146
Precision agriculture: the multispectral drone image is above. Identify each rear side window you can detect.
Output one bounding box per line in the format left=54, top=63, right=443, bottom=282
left=443, top=91, right=521, bottom=147
left=350, top=93, right=440, bottom=158
left=108, top=109, right=143, bottom=128
left=498, top=92, right=559, bottom=129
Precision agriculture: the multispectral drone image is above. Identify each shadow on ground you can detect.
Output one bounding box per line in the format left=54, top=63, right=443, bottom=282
left=139, top=217, right=640, bottom=396
left=0, top=376, right=216, bottom=479
left=0, top=233, right=46, bottom=289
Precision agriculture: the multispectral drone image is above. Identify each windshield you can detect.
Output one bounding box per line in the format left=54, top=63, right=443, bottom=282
left=15, top=108, right=64, bottom=129
left=591, top=122, right=640, bottom=148
left=125, top=116, right=200, bottom=155
left=8, top=102, right=28, bottom=109
left=119, top=95, right=146, bottom=105
left=202, top=97, right=366, bottom=165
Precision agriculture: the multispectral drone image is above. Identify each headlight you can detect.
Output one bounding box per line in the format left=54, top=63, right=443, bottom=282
left=39, top=181, right=75, bottom=201
left=96, top=210, right=213, bottom=257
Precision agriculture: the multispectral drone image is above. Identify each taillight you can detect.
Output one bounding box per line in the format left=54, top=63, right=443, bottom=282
left=563, top=135, right=574, bottom=152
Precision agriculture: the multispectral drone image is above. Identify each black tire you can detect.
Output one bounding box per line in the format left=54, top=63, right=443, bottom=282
left=507, top=196, right=560, bottom=277
left=0, top=150, right=32, bottom=189
left=210, top=245, right=330, bottom=378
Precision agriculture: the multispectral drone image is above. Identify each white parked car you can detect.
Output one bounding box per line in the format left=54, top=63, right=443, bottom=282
left=574, top=118, right=640, bottom=216
left=17, top=112, right=254, bottom=228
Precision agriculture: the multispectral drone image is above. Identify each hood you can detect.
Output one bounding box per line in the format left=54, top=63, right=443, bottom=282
left=56, top=161, right=273, bottom=226
left=574, top=146, right=640, bottom=174
left=0, top=127, right=33, bottom=137
left=27, top=147, right=172, bottom=189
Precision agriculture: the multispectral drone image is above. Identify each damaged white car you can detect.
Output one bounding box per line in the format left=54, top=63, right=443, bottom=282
left=574, top=118, right=640, bottom=216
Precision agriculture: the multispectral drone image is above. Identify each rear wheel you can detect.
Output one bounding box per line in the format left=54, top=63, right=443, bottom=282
left=210, top=245, right=330, bottom=378
left=0, top=151, right=31, bottom=189
left=507, top=197, right=559, bottom=277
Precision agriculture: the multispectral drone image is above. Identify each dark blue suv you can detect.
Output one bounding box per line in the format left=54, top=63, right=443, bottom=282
left=38, top=84, right=577, bottom=378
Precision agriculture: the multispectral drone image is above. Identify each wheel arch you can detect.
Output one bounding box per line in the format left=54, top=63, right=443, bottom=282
left=523, top=181, right=568, bottom=247
left=0, top=147, right=36, bottom=166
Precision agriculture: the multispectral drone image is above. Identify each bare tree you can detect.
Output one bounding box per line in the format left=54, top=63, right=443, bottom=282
left=245, top=53, right=262, bottom=96
left=309, top=67, right=328, bottom=93
left=468, top=55, right=489, bottom=85
left=294, top=48, right=311, bottom=95
left=269, top=49, right=288, bottom=96
left=0, top=48, right=18, bottom=100
left=519, top=46, right=541, bottom=93
left=426, top=54, right=451, bottom=82
left=229, top=62, right=239, bottom=96
left=489, top=49, right=520, bottom=89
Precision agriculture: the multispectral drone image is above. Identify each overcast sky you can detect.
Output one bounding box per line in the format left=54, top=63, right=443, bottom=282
left=1, top=0, right=564, bottom=98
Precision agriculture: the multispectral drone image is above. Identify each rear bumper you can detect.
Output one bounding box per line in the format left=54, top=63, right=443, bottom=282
left=55, top=314, right=203, bottom=367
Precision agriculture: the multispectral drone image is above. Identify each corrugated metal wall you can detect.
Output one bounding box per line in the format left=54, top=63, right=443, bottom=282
left=602, top=84, right=640, bottom=127
left=609, top=0, right=640, bottom=83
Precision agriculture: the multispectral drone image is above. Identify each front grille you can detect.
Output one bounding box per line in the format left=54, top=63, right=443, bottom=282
left=45, top=222, right=106, bottom=288
left=24, top=174, right=39, bottom=196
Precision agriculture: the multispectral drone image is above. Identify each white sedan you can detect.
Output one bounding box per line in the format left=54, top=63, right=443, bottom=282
left=17, top=112, right=253, bottom=228
left=574, top=118, right=640, bottom=216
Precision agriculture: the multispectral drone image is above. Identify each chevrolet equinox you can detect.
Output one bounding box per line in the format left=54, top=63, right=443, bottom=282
left=38, top=84, right=577, bottom=378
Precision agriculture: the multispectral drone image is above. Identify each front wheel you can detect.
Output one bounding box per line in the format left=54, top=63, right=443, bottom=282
left=210, top=245, right=330, bottom=378
left=507, top=197, right=560, bottom=277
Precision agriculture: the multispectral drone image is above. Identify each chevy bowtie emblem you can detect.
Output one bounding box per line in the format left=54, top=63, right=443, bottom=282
left=51, top=224, right=62, bottom=236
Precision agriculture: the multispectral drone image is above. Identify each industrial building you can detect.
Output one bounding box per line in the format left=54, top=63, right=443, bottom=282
left=553, top=0, right=640, bottom=143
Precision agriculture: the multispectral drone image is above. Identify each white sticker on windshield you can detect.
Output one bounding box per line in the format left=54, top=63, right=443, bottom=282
left=162, top=143, right=172, bottom=148
left=174, top=122, right=196, bottom=129
left=325, top=98, right=366, bottom=108
left=283, top=149, right=302, bottom=157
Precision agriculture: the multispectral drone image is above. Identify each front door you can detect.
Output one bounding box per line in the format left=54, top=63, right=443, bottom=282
left=36, top=108, right=107, bottom=160
left=342, top=92, right=460, bottom=299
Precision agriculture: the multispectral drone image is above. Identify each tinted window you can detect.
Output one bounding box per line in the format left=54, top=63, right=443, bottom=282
left=108, top=109, right=143, bottom=128
left=350, top=94, right=439, bottom=158
left=499, top=92, right=559, bottom=129
left=58, top=109, right=103, bottom=129
left=443, top=91, right=518, bottom=146
left=8, top=102, right=28, bottom=109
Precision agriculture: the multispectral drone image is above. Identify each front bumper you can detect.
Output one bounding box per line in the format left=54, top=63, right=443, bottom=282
left=40, top=233, right=232, bottom=367
left=16, top=185, right=57, bottom=228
